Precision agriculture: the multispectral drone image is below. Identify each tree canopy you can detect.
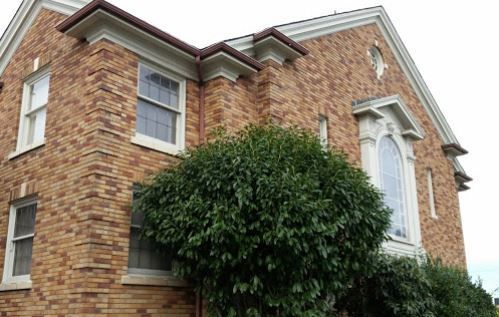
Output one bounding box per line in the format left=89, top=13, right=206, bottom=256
left=134, top=124, right=495, bottom=317
left=135, top=125, right=391, bottom=317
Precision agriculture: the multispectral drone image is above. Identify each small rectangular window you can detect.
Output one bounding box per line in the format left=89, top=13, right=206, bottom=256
left=2, top=200, right=37, bottom=283
left=319, top=115, right=328, bottom=149
left=17, top=69, right=50, bottom=151
left=427, top=169, right=437, bottom=218
left=128, top=187, right=172, bottom=275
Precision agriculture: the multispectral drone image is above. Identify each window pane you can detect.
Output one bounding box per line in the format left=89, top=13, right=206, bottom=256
left=131, top=210, right=144, bottom=227
left=33, top=108, right=46, bottom=143
left=378, top=137, right=407, bottom=238
left=30, top=75, right=50, bottom=111
left=128, top=227, right=171, bottom=271
left=136, top=100, right=177, bottom=144
left=14, top=203, right=36, bottom=238
left=129, top=189, right=172, bottom=272
left=13, top=237, right=33, bottom=276
left=138, top=66, right=179, bottom=109
left=26, top=108, right=46, bottom=146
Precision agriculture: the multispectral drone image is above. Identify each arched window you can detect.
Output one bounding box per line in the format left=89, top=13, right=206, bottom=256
left=378, top=136, right=407, bottom=238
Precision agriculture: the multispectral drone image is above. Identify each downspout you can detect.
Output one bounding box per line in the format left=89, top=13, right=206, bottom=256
left=196, top=290, right=203, bottom=317
left=195, top=55, right=206, bottom=144
left=195, top=55, right=204, bottom=317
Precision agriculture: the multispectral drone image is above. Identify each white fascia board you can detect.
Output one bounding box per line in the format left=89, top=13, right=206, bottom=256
left=0, top=0, right=89, bottom=77
left=65, top=10, right=197, bottom=80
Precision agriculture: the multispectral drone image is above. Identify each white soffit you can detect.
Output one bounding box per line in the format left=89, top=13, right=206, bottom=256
left=0, top=0, right=90, bottom=77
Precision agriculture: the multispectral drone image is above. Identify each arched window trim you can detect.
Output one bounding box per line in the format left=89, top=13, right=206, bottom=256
left=354, top=95, right=423, bottom=257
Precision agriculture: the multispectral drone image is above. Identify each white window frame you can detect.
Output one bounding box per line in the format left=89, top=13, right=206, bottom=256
left=14, top=67, right=50, bottom=155
left=354, top=95, right=424, bottom=257
left=319, top=115, right=328, bottom=149
left=2, top=198, right=37, bottom=285
left=427, top=169, right=437, bottom=219
left=131, top=61, right=186, bottom=156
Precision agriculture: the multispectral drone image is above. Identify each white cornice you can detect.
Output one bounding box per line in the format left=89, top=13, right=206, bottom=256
left=353, top=95, right=425, bottom=141
left=253, top=36, right=303, bottom=65
left=226, top=6, right=465, bottom=174
left=202, top=51, right=258, bottom=82
left=0, top=0, right=89, bottom=77
left=67, top=10, right=198, bottom=80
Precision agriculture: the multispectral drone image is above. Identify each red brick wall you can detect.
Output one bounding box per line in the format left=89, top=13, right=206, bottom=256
left=209, top=24, right=466, bottom=267
left=0, top=8, right=466, bottom=316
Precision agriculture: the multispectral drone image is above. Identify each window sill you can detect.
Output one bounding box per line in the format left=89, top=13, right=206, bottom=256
left=383, top=238, right=422, bottom=258
left=0, top=280, right=32, bottom=292
left=131, top=134, right=182, bottom=156
left=121, top=274, right=188, bottom=287
left=8, top=141, right=45, bottom=160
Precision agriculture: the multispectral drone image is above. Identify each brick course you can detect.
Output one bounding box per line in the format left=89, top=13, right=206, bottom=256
left=0, top=7, right=465, bottom=316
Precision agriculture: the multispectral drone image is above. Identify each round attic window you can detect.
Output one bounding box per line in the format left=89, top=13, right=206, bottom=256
left=368, top=46, right=384, bottom=78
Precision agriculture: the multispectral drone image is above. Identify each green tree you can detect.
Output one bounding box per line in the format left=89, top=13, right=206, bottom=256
left=135, top=125, right=391, bottom=317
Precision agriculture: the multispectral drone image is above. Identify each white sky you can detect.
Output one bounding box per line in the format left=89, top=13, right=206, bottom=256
left=1, top=0, right=498, bottom=295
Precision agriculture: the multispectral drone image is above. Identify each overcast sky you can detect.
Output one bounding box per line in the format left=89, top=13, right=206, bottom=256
left=1, top=0, right=497, bottom=295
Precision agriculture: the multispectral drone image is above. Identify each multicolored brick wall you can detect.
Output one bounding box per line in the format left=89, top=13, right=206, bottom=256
left=0, top=7, right=465, bottom=316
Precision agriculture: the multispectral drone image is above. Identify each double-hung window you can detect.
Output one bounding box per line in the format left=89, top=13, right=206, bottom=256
left=133, top=63, right=185, bottom=155
left=16, top=69, right=50, bottom=152
left=2, top=200, right=37, bottom=285
left=128, top=188, right=172, bottom=276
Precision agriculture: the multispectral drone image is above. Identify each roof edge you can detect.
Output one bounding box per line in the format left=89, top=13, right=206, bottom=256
left=0, top=0, right=90, bottom=78
left=253, top=27, right=309, bottom=56
left=57, top=0, right=200, bottom=56
left=201, top=42, right=264, bottom=71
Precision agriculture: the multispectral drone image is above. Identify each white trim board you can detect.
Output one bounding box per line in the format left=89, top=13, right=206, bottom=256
left=226, top=7, right=465, bottom=174
left=0, top=0, right=90, bottom=77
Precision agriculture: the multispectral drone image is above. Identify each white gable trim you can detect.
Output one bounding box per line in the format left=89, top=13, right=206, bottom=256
left=227, top=7, right=464, bottom=173
left=352, top=95, right=425, bottom=141
left=0, top=0, right=90, bottom=77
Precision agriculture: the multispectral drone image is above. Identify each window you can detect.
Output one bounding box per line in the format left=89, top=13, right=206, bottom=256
left=128, top=188, right=172, bottom=275
left=427, top=169, right=437, bottom=218
left=17, top=69, right=50, bottom=151
left=133, top=63, right=185, bottom=154
left=379, top=136, right=407, bottom=238
left=368, top=46, right=384, bottom=78
left=2, top=200, right=37, bottom=284
left=319, top=115, right=328, bottom=149
left=353, top=95, right=424, bottom=257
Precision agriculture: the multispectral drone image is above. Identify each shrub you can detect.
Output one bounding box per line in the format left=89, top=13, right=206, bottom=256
left=335, top=255, right=496, bottom=317
left=424, top=258, right=496, bottom=317
left=334, top=255, right=436, bottom=317
left=135, top=125, right=391, bottom=317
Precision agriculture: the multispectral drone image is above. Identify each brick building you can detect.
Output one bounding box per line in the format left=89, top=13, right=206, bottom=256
left=0, top=0, right=471, bottom=315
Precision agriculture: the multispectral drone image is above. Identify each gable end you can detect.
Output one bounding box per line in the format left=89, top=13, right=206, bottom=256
left=0, top=0, right=90, bottom=77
